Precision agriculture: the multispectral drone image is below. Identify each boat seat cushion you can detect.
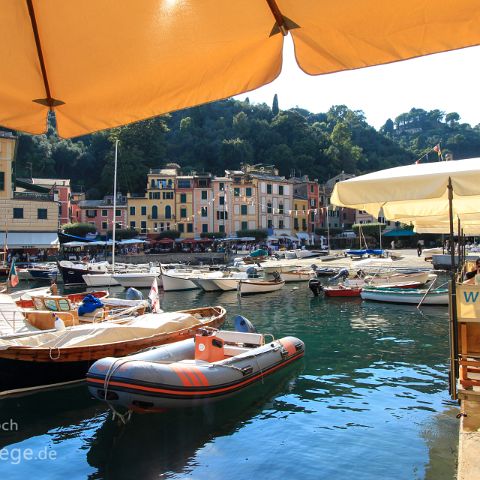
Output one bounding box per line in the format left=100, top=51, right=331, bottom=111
left=224, top=345, right=251, bottom=357
left=215, top=331, right=264, bottom=346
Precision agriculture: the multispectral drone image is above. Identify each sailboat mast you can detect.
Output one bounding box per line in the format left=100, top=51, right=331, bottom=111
left=112, top=139, right=119, bottom=272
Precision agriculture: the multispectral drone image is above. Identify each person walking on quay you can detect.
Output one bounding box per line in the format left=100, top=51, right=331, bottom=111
left=417, top=241, right=423, bottom=257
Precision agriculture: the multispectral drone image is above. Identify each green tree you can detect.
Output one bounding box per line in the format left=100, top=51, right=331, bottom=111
left=272, top=94, right=279, bottom=116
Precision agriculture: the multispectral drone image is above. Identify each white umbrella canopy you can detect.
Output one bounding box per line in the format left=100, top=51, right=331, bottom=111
left=330, top=157, right=480, bottom=222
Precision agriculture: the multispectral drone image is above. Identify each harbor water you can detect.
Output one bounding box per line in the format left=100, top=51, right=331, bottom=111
left=0, top=284, right=458, bottom=479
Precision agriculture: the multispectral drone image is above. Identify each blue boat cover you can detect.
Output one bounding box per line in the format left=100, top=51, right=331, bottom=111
left=78, top=294, right=104, bottom=316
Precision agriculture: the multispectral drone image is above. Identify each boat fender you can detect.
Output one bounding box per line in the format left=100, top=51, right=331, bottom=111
left=53, top=314, right=66, bottom=330
left=234, top=315, right=257, bottom=333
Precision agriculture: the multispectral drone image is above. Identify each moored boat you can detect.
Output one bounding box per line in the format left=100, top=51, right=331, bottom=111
left=324, top=285, right=362, bottom=297
left=0, top=306, right=226, bottom=395
left=360, top=286, right=449, bottom=305
left=87, top=328, right=304, bottom=412
left=238, top=278, right=285, bottom=295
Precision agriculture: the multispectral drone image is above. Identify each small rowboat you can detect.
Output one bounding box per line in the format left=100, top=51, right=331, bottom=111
left=87, top=329, right=304, bottom=412
left=360, top=286, right=449, bottom=305
left=0, top=306, right=226, bottom=396
left=324, top=285, right=362, bottom=297
left=238, top=278, right=285, bottom=295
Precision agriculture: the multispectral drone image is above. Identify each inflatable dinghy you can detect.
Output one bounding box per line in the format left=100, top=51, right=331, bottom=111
left=87, top=328, right=304, bottom=412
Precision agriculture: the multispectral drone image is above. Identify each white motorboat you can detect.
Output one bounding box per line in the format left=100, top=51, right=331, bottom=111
left=192, top=271, right=248, bottom=292
left=278, top=269, right=315, bottom=282
left=112, top=271, right=161, bottom=288
left=360, top=286, right=449, bottom=305
left=238, top=278, right=285, bottom=295
left=82, top=273, right=120, bottom=287
left=365, top=271, right=432, bottom=286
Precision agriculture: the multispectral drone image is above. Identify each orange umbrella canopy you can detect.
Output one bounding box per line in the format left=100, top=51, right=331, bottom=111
left=1, top=0, right=479, bottom=138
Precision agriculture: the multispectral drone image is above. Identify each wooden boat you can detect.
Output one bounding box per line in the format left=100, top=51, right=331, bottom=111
left=360, top=286, right=449, bottom=305
left=238, top=278, right=285, bottom=295
left=87, top=329, right=304, bottom=412
left=0, top=306, right=226, bottom=395
left=278, top=269, right=315, bottom=283
left=324, top=285, right=362, bottom=297
left=15, top=290, right=109, bottom=310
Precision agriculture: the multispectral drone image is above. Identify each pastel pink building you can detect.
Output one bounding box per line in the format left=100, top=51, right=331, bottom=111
left=77, top=194, right=127, bottom=235
left=31, top=178, right=72, bottom=225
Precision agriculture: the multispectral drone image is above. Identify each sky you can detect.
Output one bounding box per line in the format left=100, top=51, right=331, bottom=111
left=235, top=37, right=480, bottom=130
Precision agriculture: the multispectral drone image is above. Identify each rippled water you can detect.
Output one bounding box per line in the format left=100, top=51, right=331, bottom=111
left=0, top=285, right=459, bottom=479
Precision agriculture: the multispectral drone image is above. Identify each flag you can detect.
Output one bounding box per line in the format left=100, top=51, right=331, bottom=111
left=8, top=259, right=18, bottom=288
left=433, top=144, right=442, bottom=157
left=148, top=277, right=161, bottom=313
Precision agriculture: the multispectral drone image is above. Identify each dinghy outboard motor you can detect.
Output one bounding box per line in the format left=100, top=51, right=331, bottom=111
left=234, top=315, right=257, bottom=333
left=308, top=278, right=324, bottom=296
left=126, top=287, right=144, bottom=300
left=329, top=268, right=349, bottom=283
left=272, top=271, right=282, bottom=282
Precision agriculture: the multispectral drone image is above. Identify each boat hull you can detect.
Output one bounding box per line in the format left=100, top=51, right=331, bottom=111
left=0, top=306, right=225, bottom=395
left=360, top=288, right=449, bottom=305
left=239, top=279, right=285, bottom=295
left=112, top=273, right=159, bottom=288
left=161, top=273, right=198, bottom=291
left=87, top=336, right=304, bottom=410
left=83, top=273, right=120, bottom=287
left=324, top=287, right=362, bottom=297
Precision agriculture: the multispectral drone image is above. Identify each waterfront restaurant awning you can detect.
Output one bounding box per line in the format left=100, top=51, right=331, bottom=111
left=0, top=232, right=58, bottom=248
left=383, top=229, right=416, bottom=237
left=0, top=2, right=478, bottom=138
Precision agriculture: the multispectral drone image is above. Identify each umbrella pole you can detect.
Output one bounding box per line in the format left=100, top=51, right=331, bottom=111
left=448, top=178, right=458, bottom=399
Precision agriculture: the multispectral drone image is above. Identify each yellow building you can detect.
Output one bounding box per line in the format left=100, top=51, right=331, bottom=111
left=0, top=132, right=59, bottom=249
left=224, top=170, right=256, bottom=235
left=127, top=165, right=178, bottom=235
left=292, top=196, right=309, bottom=233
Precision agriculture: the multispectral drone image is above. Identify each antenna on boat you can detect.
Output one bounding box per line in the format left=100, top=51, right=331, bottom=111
left=112, top=139, right=119, bottom=273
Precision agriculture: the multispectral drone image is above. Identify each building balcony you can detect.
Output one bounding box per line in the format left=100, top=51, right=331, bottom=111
left=13, top=191, right=54, bottom=201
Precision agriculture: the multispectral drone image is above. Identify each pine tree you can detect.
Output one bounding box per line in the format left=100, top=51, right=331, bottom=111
left=272, top=94, right=279, bottom=116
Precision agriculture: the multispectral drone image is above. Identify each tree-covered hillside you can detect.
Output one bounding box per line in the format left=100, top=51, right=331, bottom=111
left=9, top=98, right=480, bottom=198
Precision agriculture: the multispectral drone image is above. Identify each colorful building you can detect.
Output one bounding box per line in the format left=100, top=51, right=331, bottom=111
left=175, top=175, right=194, bottom=237
left=192, top=174, right=214, bottom=237
left=211, top=176, right=233, bottom=236
left=77, top=194, right=127, bottom=235
left=0, top=132, right=59, bottom=250
left=30, top=178, right=71, bottom=225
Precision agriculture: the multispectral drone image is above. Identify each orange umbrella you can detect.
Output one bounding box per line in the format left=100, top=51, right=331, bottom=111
left=1, top=0, right=479, bottom=137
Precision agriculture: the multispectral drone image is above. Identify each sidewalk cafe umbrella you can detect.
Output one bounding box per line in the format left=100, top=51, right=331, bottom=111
left=1, top=0, right=479, bottom=137
left=330, top=156, right=480, bottom=399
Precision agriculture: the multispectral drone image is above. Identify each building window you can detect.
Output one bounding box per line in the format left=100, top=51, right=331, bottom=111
left=310, top=199, right=316, bottom=207
left=141, top=206, right=147, bottom=216
left=152, top=205, right=158, bottom=219
left=241, top=204, right=247, bottom=215
left=219, top=196, right=225, bottom=206
left=279, top=185, right=284, bottom=195
left=202, top=224, right=208, bottom=233
left=102, top=221, right=108, bottom=230
left=219, top=225, right=225, bottom=233
left=201, top=207, right=208, bottom=217
left=267, top=219, right=273, bottom=229
left=177, top=180, right=191, bottom=189
left=267, top=202, right=272, bottom=214
left=165, top=205, right=172, bottom=219
left=233, top=188, right=240, bottom=197
left=178, top=223, right=185, bottom=233
left=279, top=220, right=284, bottom=229
left=198, top=179, right=209, bottom=188
left=311, top=185, right=314, bottom=193
left=180, top=193, right=187, bottom=203
left=141, top=221, right=147, bottom=233
left=116, top=209, right=121, bottom=217
left=311, top=212, right=315, bottom=222
left=241, top=221, right=248, bottom=230
left=130, top=221, right=136, bottom=229
left=294, top=218, right=299, bottom=230
left=216, top=211, right=228, bottom=220
left=219, top=182, right=225, bottom=191
left=302, top=219, right=307, bottom=230
left=101, top=209, right=108, bottom=217
left=187, top=223, right=193, bottom=233
left=163, top=192, right=174, bottom=200
left=246, top=187, right=252, bottom=197
left=37, top=208, right=48, bottom=220
left=267, top=184, right=272, bottom=194
left=279, top=204, right=284, bottom=214
left=0, top=172, right=4, bottom=191
left=180, top=208, right=187, bottom=218
left=86, top=209, right=97, bottom=218
left=129, top=206, right=135, bottom=216
left=201, top=190, right=208, bottom=200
